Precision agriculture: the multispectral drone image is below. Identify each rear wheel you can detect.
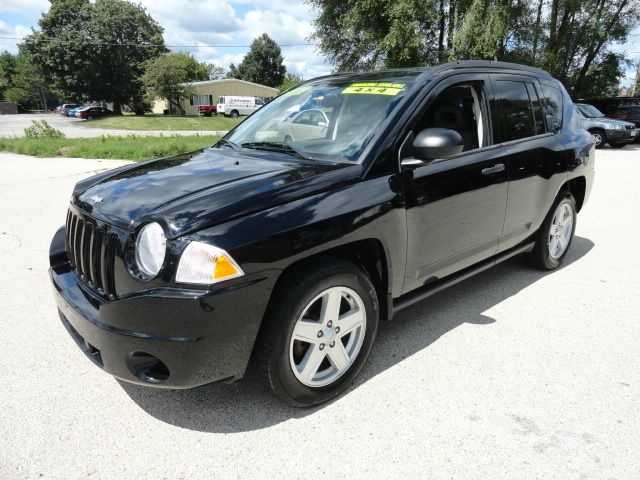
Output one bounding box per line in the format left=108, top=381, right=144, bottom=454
left=528, top=193, right=577, bottom=270
left=284, top=135, right=292, bottom=144
left=589, top=129, right=605, bottom=149
left=258, top=259, right=379, bottom=407
left=609, top=142, right=626, bottom=149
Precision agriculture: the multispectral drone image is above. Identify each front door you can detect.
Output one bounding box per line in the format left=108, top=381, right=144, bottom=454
left=401, top=74, right=508, bottom=294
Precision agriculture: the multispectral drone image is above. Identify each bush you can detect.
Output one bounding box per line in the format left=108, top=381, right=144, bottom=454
left=23, top=120, right=65, bottom=139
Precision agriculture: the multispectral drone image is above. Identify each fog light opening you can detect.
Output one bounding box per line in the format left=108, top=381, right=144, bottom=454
left=128, top=351, right=170, bottom=383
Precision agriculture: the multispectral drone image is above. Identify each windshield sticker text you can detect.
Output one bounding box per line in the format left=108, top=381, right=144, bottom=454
left=342, top=82, right=406, bottom=96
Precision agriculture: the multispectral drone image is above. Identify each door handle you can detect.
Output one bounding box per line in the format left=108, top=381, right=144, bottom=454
left=481, top=164, right=505, bottom=175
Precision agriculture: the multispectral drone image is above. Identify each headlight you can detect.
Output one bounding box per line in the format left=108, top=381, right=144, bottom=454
left=135, top=222, right=166, bottom=277
left=176, top=241, right=244, bottom=284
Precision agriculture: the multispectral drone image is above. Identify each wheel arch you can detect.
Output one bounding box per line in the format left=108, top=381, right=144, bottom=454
left=562, top=176, right=587, bottom=212
left=267, top=239, right=391, bottom=323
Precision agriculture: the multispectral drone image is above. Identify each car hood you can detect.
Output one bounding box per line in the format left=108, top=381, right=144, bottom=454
left=584, top=116, right=635, bottom=127
left=72, top=148, right=359, bottom=238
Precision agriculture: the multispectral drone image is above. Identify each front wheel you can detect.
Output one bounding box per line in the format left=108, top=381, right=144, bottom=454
left=590, top=129, right=605, bottom=149
left=528, top=193, right=577, bottom=270
left=258, top=259, right=379, bottom=407
left=230, top=110, right=239, bottom=118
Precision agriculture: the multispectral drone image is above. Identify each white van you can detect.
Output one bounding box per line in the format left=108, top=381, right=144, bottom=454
left=217, top=96, right=265, bottom=118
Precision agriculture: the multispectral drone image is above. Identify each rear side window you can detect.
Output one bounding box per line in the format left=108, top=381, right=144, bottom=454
left=493, top=80, right=535, bottom=143
left=492, top=80, right=535, bottom=142
left=540, top=84, right=564, bottom=129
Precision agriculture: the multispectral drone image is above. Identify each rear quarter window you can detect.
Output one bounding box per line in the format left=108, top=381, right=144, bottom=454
left=540, top=84, right=564, bottom=128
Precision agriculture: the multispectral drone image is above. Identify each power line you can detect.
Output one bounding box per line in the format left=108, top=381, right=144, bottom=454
left=0, top=35, right=317, bottom=48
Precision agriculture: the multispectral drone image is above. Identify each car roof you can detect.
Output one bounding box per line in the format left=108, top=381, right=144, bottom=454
left=306, top=60, right=553, bottom=84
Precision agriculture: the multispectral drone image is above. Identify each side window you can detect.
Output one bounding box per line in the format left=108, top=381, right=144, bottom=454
left=311, top=111, right=326, bottom=125
left=526, top=83, right=545, bottom=135
left=415, top=82, right=487, bottom=153
left=293, top=111, right=313, bottom=125
left=255, top=98, right=264, bottom=106
left=540, top=84, right=563, bottom=129
left=492, top=80, right=535, bottom=142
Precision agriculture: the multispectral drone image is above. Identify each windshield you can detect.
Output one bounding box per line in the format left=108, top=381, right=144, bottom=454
left=577, top=104, right=605, bottom=118
left=222, top=75, right=419, bottom=161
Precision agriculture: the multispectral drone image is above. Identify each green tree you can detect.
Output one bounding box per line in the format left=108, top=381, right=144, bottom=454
left=279, top=72, right=304, bottom=92
left=22, top=0, right=166, bottom=112
left=228, top=34, right=286, bottom=87
left=0, top=51, right=18, bottom=100
left=141, top=52, right=199, bottom=116
left=3, top=52, right=59, bottom=110
left=199, top=63, right=225, bottom=80
left=310, top=0, right=640, bottom=97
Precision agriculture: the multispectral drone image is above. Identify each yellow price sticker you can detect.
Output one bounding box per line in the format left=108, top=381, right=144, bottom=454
left=342, top=82, right=406, bottom=96
left=281, top=85, right=313, bottom=97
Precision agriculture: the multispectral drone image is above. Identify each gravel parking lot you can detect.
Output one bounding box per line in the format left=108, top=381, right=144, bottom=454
left=1, top=145, right=639, bottom=479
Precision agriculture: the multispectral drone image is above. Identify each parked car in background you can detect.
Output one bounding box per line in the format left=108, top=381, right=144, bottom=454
left=49, top=61, right=594, bottom=406
left=217, top=96, right=265, bottom=118
left=587, top=97, right=640, bottom=129
left=67, top=106, right=86, bottom=117
left=198, top=105, right=217, bottom=117
left=75, top=106, right=113, bottom=120
left=576, top=103, right=637, bottom=148
left=277, top=108, right=331, bottom=143
left=59, top=103, right=84, bottom=116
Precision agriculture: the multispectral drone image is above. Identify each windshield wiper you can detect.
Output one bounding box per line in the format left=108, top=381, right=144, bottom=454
left=216, top=138, right=239, bottom=150
left=241, top=141, right=309, bottom=160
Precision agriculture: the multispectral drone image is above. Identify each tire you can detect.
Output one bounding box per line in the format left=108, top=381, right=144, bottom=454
left=230, top=110, right=239, bottom=118
left=257, top=258, right=379, bottom=407
left=528, top=192, right=577, bottom=270
left=589, top=129, right=605, bottom=149
left=609, top=142, right=626, bottom=149
left=86, top=116, right=93, bottom=120
left=284, top=135, right=292, bottom=144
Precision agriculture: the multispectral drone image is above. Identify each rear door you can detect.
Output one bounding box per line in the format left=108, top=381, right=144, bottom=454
left=487, top=74, right=568, bottom=252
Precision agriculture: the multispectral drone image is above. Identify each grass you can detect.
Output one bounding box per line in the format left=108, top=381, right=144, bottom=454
left=0, top=134, right=220, bottom=161
left=79, top=113, right=242, bottom=131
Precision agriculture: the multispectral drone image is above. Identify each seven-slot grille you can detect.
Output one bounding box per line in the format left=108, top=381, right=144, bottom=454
left=65, top=208, right=117, bottom=297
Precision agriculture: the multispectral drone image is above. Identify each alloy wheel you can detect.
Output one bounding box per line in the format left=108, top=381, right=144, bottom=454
left=289, top=286, right=366, bottom=387
left=548, top=202, right=573, bottom=259
left=591, top=132, right=603, bottom=146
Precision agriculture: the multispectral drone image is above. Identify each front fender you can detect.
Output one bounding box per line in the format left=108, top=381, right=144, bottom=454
left=186, top=175, right=407, bottom=300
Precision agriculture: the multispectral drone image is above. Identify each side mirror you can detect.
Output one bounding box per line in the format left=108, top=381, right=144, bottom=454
left=401, top=128, right=463, bottom=169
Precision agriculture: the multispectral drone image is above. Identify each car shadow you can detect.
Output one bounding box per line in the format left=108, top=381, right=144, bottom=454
left=119, top=236, right=594, bottom=433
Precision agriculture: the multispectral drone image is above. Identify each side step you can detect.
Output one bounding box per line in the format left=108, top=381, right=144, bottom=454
left=392, top=241, right=535, bottom=314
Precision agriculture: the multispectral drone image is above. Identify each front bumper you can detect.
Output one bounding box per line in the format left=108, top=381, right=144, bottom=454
left=604, top=129, right=635, bottom=143
left=49, top=227, right=273, bottom=389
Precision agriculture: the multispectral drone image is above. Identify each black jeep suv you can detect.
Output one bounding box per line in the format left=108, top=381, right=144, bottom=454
left=49, top=61, right=595, bottom=407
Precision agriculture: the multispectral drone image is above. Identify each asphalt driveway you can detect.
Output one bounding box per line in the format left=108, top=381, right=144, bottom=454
left=0, top=146, right=638, bottom=479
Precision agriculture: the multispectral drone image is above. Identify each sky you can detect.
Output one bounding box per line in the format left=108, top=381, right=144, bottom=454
left=0, top=0, right=638, bottom=87
left=0, top=0, right=332, bottom=79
